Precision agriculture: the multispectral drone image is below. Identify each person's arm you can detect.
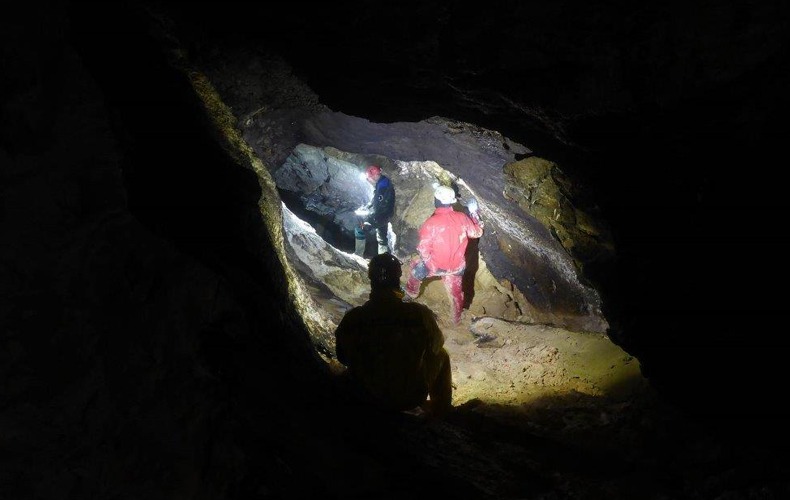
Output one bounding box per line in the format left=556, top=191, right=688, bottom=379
left=362, top=183, right=378, bottom=213
left=364, top=187, right=381, bottom=225
left=416, top=220, right=437, bottom=272
left=463, top=198, right=484, bottom=236
left=379, top=179, right=395, bottom=218
left=466, top=212, right=484, bottom=239
left=367, top=178, right=394, bottom=225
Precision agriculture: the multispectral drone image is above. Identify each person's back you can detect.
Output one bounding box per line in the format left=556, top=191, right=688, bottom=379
left=417, top=206, right=482, bottom=274
left=335, top=254, right=452, bottom=416
left=405, top=185, right=484, bottom=325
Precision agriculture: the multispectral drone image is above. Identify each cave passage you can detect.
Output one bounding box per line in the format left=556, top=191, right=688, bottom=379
left=273, top=144, right=379, bottom=256
left=278, top=188, right=357, bottom=253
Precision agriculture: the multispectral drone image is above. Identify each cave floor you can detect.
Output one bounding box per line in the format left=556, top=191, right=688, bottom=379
left=300, top=258, right=790, bottom=499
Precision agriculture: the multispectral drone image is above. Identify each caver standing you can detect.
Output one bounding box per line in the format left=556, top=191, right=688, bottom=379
left=404, top=185, right=484, bottom=325
left=355, top=165, right=395, bottom=257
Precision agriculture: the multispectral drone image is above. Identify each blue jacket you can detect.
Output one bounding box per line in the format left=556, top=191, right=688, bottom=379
left=365, top=175, right=395, bottom=227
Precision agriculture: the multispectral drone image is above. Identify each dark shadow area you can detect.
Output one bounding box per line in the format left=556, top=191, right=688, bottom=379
left=66, top=1, right=323, bottom=382
left=571, top=99, right=790, bottom=421
left=279, top=188, right=356, bottom=253
left=445, top=392, right=790, bottom=499
left=463, top=237, right=480, bottom=309
left=69, top=3, right=265, bottom=288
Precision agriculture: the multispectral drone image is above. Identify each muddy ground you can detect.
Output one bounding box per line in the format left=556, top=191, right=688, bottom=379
left=305, top=254, right=790, bottom=499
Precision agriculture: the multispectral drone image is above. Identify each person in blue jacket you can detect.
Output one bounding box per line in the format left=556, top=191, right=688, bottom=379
left=355, top=165, right=395, bottom=256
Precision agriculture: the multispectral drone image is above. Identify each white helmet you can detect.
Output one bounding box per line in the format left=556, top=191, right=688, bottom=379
left=434, top=185, right=457, bottom=205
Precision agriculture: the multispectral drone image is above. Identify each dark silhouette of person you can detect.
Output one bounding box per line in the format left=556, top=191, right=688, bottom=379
left=334, top=253, right=453, bottom=418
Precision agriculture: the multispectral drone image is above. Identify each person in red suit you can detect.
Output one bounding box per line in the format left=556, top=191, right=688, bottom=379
left=404, top=185, right=484, bottom=325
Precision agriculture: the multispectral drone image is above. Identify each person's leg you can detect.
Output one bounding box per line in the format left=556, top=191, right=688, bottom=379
left=375, top=225, right=389, bottom=254
left=405, top=256, right=426, bottom=298
left=442, top=273, right=464, bottom=325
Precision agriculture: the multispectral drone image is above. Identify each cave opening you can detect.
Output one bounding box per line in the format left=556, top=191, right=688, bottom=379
left=272, top=146, right=384, bottom=259
left=66, top=0, right=622, bottom=413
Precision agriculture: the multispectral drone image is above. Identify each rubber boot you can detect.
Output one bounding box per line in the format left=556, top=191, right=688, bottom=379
left=387, top=223, right=397, bottom=253
left=374, top=226, right=389, bottom=255
left=354, top=226, right=366, bottom=257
